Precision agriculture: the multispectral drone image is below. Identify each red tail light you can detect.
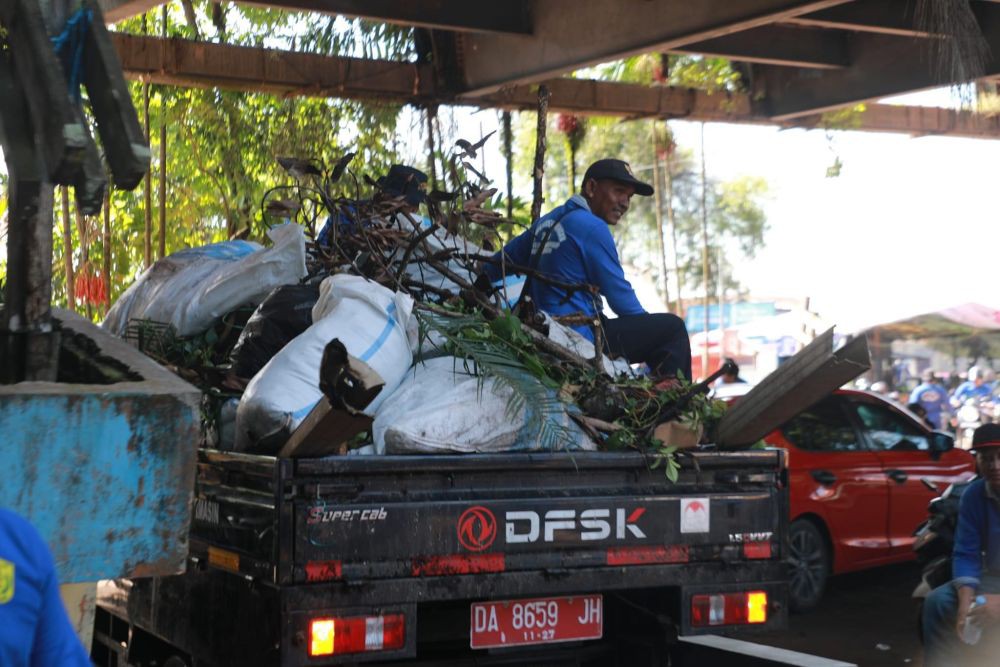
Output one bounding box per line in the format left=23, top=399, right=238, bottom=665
left=743, top=541, right=773, bottom=559
left=308, top=614, right=405, bottom=656
left=691, top=591, right=768, bottom=627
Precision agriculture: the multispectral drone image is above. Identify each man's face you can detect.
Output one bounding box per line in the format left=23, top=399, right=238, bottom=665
left=978, top=448, right=1000, bottom=490
left=583, top=178, right=635, bottom=226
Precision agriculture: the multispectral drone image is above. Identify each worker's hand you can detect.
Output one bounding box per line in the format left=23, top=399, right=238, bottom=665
left=956, top=587, right=975, bottom=639
left=969, top=593, right=1000, bottom=623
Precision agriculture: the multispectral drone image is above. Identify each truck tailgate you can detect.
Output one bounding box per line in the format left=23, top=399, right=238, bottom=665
left=294, top=451, right=784, bottom=582
left=192, top=449, right=785, bottom=586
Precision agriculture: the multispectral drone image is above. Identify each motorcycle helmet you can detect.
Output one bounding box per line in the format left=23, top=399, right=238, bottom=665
left=971, top=423, right=1000, bottom=451
left=968, top=366, right=982, bottom=382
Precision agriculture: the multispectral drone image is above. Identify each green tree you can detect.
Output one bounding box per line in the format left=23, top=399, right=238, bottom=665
left=512, top=113, right=768, bottom=308
left=12, top=4, right=414, bottom=320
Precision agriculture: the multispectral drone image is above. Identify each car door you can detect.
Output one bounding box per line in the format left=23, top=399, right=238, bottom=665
left=771, top=394, right=891, bottom=572
left=845, top=395, right=977, bottom=559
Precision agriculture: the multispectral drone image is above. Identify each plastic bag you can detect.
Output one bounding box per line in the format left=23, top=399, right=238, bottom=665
left=372, top=357, right=594, bottom=455
left=104, top=224, right=307, bottom=337
left=544, top=314, right=635, bottom=377
left=229, top=283, right=320, bottom=380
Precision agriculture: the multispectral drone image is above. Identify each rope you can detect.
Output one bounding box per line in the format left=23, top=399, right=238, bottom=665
left=50, top=7, right=92, bottom=102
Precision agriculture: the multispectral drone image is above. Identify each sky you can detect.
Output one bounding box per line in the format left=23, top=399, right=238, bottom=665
left=426, top=90, right=1000, bottom=336
left=669, top=115, right=1000, bottom=333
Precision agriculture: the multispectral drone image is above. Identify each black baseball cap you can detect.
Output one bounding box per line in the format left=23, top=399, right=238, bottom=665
left=972, top=423, right=1000, bottom=452
left=582, top=159, right=653, bottom=196
left=376, top=165, right=428, bottom=205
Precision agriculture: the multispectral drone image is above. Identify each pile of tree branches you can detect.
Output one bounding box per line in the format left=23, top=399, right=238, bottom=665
left=247, top=137, right=730, bottom=472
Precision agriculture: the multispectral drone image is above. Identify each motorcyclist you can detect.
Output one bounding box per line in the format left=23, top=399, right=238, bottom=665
left=952, top=366, right=993, bottom=406
left=911, top=370, right=951, bottom=430
left=922, top=423, right=1000, bottom=665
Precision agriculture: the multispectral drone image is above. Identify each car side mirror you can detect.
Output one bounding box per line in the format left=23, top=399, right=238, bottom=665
left=929, top=431, right=954, bottom=460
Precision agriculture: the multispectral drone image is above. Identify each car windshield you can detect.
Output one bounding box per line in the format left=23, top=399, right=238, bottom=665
left=849, top=400, right=929, bottom=452
left=781, top=396, right=861, bottom=452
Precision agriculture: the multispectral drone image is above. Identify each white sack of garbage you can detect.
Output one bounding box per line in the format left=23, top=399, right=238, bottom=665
left=235, top=274, right=413, bottom=453
left=388, top=214, right=524, bottom=305
left=544, top=314, right=635, bottom=377
left=103, top=223, right=307, bottom=337
left=372, top=356, right=595, bottom=455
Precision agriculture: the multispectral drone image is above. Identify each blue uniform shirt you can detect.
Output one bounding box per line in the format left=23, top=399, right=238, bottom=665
left=483, top=195, right=645, bottom=341
left=952, top=479, right=1000, bottom=590
left=952, top=381, right=992, bottom=404
left=910, top=382, right=950, bottom=429
left=0, top=509, right=91, bottom=667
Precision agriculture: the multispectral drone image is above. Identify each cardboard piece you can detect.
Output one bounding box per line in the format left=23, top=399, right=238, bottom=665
left=653, top=420, right=703, bottom=449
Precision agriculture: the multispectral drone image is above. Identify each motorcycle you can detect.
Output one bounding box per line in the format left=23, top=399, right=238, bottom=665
left=955, top=398, right=998, bottom=450
left=912, top=477, right=977, bottom=642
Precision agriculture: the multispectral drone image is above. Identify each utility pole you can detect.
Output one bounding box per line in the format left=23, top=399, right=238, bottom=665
left=651, top=122, right=669, bottom=309
left=665, top=126, right=683, bottom=315
left=700, top=123, right=710, bottom=378
left=158, top=2, right=167, bottom=259
left=717, top=245, right=725, bottom=360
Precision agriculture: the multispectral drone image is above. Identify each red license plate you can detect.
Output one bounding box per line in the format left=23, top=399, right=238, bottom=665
left=470, top=594, right=603, bottom=649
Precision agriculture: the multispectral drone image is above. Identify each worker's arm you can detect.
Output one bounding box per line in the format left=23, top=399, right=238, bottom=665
left=952, top=483, right=985, bottom=590
left=581, top=220, right=645, bottom=317
left=482, top=227, right=533, bottom=283
left=25, top=525, right=91, bottom=667
left=955, top=585, right=976, bottom=639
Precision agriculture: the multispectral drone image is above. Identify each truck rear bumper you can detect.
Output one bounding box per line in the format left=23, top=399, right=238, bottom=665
left=97, top=559, right=787, bottom=666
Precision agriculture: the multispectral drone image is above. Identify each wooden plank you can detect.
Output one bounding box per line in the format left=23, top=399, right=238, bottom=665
left=714, top=330, right=870, bottom=447
left=110, top=35, right=1000, bottom=139
left=111, top=33, right=434, bottom=101
left=278, top=350, right=384, bottom=458
left=277, top=396, right=374, bottom=458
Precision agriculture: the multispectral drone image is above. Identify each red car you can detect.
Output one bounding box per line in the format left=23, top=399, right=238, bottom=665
left=762, top=389, right=976, bottom=611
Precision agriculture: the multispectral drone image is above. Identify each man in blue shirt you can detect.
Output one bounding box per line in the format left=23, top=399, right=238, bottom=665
left=0, top=509, right=92, bottom=666
left=911, top=369, right=951, bottom=430
left=316, top=164, right=428, bottom=247
left=952, top=366, right=994, bottom=406
left=483, top=159, right=691, bottom=379
left=922, top=423, right=1000, bottom=665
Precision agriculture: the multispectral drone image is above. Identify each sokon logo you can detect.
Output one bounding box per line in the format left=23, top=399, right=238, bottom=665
left=729, top=531, right=773, bottom=543
left=506, top=508, right=647, bottom=543
left=457, top=506, right=498, bottom=552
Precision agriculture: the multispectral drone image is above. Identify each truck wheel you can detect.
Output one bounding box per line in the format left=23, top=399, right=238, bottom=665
left=788, top=519, right=829, bottom=612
